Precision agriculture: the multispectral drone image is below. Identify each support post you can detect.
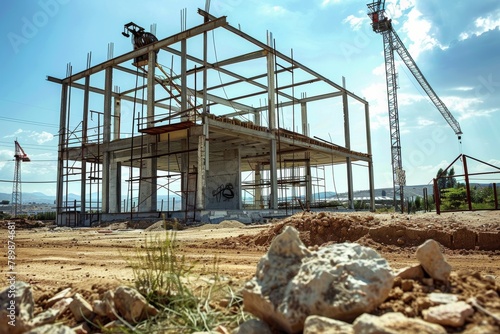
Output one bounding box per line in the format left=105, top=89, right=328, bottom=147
left=102, top=67, right=112, bottom=214
left=270, top=139, right=278, bottom=209
left=255, top=163, right=262, bottom=208
left=494, top=183, right=498, bottom=210
left=196, top=127, right=206, bottom=210
left=80, top=76, right=90, bottom=223
left=343, top=77, right=354, bottom=209
left=56, top=83, right=68, bottom=225
left=113, top=97, right=121, bottom=140
left=365, top=102, right=375, bottom=211
left=267, top=32, right=278, bottom=209
left=109, top=162, right=121, bottom=213
left=181, top=39, right=188, bottom=116
left=267, top=32, right=276, bottom=130
left=462, top=155, right=472, bottom=211
left=433, top=178, right=440, bottom=215
left=305, top=153, right=312, bottom=208
left=139, top=51, right=157, bottom=212
left=301, top=101, right=308, bottom=136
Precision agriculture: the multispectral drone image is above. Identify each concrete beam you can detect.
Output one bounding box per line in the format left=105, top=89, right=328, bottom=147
left=59, top=16, right=227, bottom=84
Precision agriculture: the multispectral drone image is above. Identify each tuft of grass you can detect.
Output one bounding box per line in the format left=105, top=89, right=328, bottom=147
left=119, top=229, right=251, bottom=333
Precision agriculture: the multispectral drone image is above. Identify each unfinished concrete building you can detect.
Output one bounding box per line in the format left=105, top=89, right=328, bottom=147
left=49, top=10, right=375, bottom=226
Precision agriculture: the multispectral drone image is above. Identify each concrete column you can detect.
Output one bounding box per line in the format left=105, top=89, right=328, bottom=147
left=139, top=51, right=157, bottom=212
left=255, top=163, right=262, bottom=208
left=102, top=67, right=112, bottom=213
left=267, top=32, right=278, bottom=209
left=56, top=83, right=68, bottom=225
left=181, top=138, right=188, bottom=211
left=80, top=75, right=90, bottom=222
left=109, top=161, right=121, bottom=213
left=181, top=39, right=188, bottom=117
left=270, top=139, right=278, bottom=209
left=305, top=153, right=312, bottom=208
left=301, top=102, right=308, bottom=136
left=113, top=97, right=121, bottom=140
left=196, top=128, right=206, bottom=210
left=266, top=32, right=276, bottom=130
left=343, top=77, right=354, bottom=210
left=365, top=103, right=375, bottom=211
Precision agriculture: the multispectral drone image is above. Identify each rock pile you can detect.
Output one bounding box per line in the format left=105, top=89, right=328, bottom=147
left=237, top=226, right=500, bottom=334
left=0, top=282, right=158, bottom=334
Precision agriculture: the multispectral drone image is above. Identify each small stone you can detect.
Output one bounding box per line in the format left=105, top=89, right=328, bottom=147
left=51, top=298, right=73, bottom=316
left=353, top=312, right=447, bottom=334
left=484, top=290, right=498, bottom=298
left=422, top=301, right=474, bottom=327
left=304, top=315, right=354, bottom=334
left=233, top=319, right=273, bottom=334
left=422, top=278, right=434, bottom=286
left=30, top=309, right=59, bottom=327
left=72, top=322, right=91, bottom=334
left=46, top=287, right=72, bottom=307
left=395, top=265, right=425, bottom=280
left=428, top=293, right=459, bottom=304
left=401, top=280, right=414, bottom=292
left=113, top=286, right=158, bottom=324
left=416, top=239, right=452, bottom=282
left=69, top=293, right=94, bottom=323
left=25, top=324, right=76, bottom=334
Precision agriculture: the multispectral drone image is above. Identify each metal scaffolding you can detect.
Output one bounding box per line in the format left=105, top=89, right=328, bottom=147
left=49, top=9, right=375, bottom=226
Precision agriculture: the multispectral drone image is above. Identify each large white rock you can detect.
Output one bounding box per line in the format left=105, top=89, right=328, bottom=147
left=422, top=301, right=474, bottom=327
left=416, top=239, right=452, bottom=282
left=243, top=226, right=394, bottom=334
left=352, top=312, right=447, bottom=334
left=0, top=281, right=34, bottom=334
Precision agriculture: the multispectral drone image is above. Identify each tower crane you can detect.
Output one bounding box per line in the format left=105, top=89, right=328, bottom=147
left=12, top=140, right=30, bottom=217
left=366, top=0, right=463, bottom=212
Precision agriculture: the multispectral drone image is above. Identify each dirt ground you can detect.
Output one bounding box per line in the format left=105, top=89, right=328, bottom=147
left=1, top=210, right=500, bottom=332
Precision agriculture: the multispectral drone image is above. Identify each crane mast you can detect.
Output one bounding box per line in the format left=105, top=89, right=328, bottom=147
left=366, top=0, right=462, bottom=212
left=12, top=140, right=30, bottom=217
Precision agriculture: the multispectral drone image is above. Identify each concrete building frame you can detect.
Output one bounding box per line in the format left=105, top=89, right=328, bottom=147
left=48, top=10, right=375, bottom=226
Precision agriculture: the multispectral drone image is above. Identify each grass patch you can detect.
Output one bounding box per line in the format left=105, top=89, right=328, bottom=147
left=118, top=228, right=251, bottom=333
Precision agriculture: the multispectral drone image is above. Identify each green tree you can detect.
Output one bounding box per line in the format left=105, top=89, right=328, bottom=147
left=436, top=168, right=447, bottom=189
left=441, top=187, right=466, bottom=210
left=446, top=167, right=457, bottom=188
left=414, top=196, right=422, bottom=211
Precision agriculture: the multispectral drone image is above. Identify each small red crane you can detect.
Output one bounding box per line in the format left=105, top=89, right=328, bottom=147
left=12, top=140, right=30, bottom=216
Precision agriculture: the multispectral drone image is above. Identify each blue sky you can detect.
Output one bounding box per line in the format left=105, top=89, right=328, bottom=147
left=0, top=0, right=499, bottom=196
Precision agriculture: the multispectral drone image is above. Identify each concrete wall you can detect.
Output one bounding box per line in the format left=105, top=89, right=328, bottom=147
left=205, top=148, right=240, bottom=210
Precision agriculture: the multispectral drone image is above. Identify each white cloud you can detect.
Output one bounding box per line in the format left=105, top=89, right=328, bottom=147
left=416, top=118, right=436, bottom=127
left=3, top=129, right=24, bottom=138
left=385, top=0, right=416, bottom=21
left=259, top=4, right=288, bottom=16
left=321, top=0, right=340, bottom=7
left=0, top=149, right=13, bottom=170
left=459, top=10, right=500, bottom=41
left=29, top=131, right=54, bottom=144
left=343, top=14, right=367, bottom=31
left=401, top=8, right=444, bottom=59
left=440, top=95, right=499, bottom=121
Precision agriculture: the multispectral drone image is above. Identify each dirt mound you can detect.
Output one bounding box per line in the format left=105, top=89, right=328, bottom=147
left=195, top=220, right=247, bottom=230
left=0, top=219, right=46, bottom=229
left=231, top=211, right=500, bottom=251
